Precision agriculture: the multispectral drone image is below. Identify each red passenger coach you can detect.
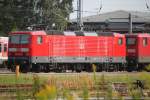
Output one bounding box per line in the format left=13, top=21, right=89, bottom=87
left=8, top=31, right=126, bottom=72
left=0, top=37, right=8, bottom=67
left=126, top=33, right=150, bottom=71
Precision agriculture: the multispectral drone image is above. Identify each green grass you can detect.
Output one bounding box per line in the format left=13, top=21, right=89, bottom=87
left=0, top=74, right=32, bottom=84
left=0, top=74, right=47, bottom=85
left=0, top=72, right=149, bottom=85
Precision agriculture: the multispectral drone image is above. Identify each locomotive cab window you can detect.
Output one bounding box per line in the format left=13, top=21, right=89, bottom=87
left=126, top=38, right=136, bottom=45
left=143, top=38, right=148, bottom=46
left=10, top=34, right=30, bottom=44
left=10, top=35, right=20, bottom=44
left=20, top=35, right=30, bottom=44
left=118, top=38, right=123, bottom=45
left=37, top=36, right=43, bottom=44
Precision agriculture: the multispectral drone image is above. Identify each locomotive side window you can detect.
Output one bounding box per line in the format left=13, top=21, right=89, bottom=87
left=37, top=36, right=42, bottom=44
left=143, top=38, right=148, bottom=46
left=118, top=38, right=123, bottom=45
left=126, top=38, right=136, bottom=45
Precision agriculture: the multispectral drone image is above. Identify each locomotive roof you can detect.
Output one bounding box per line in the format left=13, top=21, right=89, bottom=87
left=10, top=31, right=124, bottom=37
left=126, top=33, right=150, bottom=37
left=9, top=31, right=47, bottom=35
left=46, top=31, right=123, bottom=37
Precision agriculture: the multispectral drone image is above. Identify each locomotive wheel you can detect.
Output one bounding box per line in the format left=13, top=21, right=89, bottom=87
left=96, top=66, right=102, bottom=72
left=85, top=66, right=92, bottom=72
left=76, top=69, right=81, bottom=73
left=44, top=66, right=51, bottom=73
left=75, top=64, right=82, bottom=73
left=20, top=64, right=30, bottom=73
left=126, top=66, right=134, bottom=72
left=10, top=65, right=16, bottom=72
left=32, top=64, right=41, bottom=73
left=36, top=65, right=41, bottom=73
left=54, top=67, right=63, bottom=73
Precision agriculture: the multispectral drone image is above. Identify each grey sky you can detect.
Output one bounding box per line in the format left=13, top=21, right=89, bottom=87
left=70, top=0, right=150, bottom=19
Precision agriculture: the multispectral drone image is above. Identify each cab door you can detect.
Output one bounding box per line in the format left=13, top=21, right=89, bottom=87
left=126, top=37, right=137, bottom=57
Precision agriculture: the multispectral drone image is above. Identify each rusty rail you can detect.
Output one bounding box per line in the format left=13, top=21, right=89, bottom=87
left=0, top=84, right=33, bottom=99
left=0, top=84, right=33, bottom=92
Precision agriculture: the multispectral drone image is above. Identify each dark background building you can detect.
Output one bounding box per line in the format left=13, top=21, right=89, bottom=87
left=68, top=10, right=150, bottom=33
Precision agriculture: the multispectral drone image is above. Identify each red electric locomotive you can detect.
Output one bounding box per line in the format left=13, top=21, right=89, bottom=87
left=126, top=33, right=150, bottom=71
left=8, top=31, right=126, bottom=72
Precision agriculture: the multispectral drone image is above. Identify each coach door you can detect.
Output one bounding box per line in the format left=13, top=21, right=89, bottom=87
left=3, top=44, right=7, bottom=57
left=0, top=43, right=7, bottom=58
left=0, top=44, right=2, bottom=57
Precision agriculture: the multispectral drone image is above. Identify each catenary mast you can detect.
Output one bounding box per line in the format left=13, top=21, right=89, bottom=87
left=77, top=0, right=83, bottom=31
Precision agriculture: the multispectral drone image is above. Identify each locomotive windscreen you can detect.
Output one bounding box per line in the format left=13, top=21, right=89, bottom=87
left=126, top=38, right=136, bottom=45
left=10, top=34, right=30, bottom=44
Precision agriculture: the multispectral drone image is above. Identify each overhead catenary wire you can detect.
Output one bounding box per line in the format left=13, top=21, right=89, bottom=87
left=145, top=0, right=150, bottom=11
left=73, top=10, right=99, bottom=13
left=98, top=0, right=103, bottom=14
left=73, top=0, right=103, bottom=14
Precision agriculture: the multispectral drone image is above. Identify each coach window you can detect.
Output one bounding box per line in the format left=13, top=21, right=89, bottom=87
left=0, top=44, right=1, bottom=52
left=143, top=38, right=148, bottom=46
left=37, top=36, right=42, bottom=44
left=4, top=44, right=7, bottom=52
left=126, top=38, right=136, bottom=45
left=118, top=38, right=123, bottom=45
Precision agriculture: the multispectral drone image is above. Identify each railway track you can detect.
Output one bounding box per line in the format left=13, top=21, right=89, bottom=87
left=0, top=84, right=33, bottom=99
left=0, top=68, right=14, bottom=74
left=0, top=84, right=33, bottom=92
left=0, top=83, right=148, bottom=100
left=0, top=71, right=149, bottom=99
left=0, top=69, right=145, bottom=76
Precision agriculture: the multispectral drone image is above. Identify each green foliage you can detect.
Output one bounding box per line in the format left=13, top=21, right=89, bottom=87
left=11, top=22, right=18, bottom=32
left=105, top=83, right=113, bottom=100
left=16, top=90, right=24, bottom=100
left=0, top=0, right=73, bottom=35
left=62, top=89, right=75, bottom=100
left=40, top=0, right=73, bottom=30
left=138, top=72, right=150, bottom=89
left=82, top=84, right=89, bottom=100
left=32, top=74, right=41, bottom=95
left=92, top=64, right=97, bottom=84
left=130, top=89, right=143, bottom=100
left=144, top=64, right=150, bottom=72
left=35, top=85, right=57, bottom=100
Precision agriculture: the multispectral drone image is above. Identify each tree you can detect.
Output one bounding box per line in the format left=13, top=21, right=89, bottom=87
left=0, top=0, right=73, bottom=35
left=36, top=0, right=73, bottom=30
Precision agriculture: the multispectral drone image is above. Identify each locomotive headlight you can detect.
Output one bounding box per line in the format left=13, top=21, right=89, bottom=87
left=21, top=48, right=29, bottom=52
